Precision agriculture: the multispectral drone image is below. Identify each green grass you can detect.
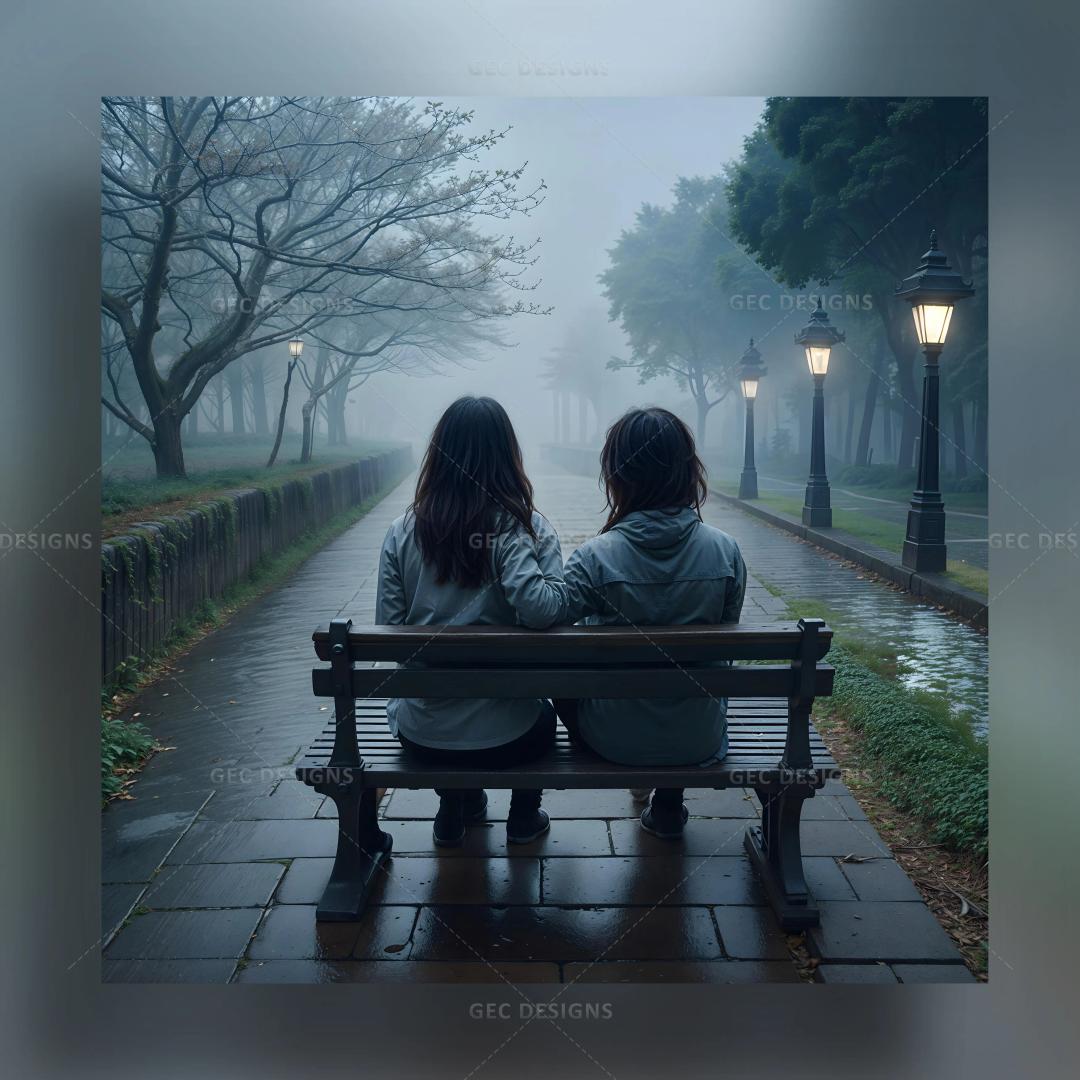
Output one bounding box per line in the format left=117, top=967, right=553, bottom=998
left=817, top=644, right=988, bottom=857
left=718, top=489, right=988, bottom=597
left=102, top=435, right=403, bottom=536
left=101, top=714, right=155, bottom=800
left=778, top=595, right=987, bottom=856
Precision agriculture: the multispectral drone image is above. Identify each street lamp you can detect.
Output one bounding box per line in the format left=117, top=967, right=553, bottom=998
left=896, top=229, right=974, bottom=572
left=267, top=338, right=305, bottom=468
left=738, top=338, right=766, bottom=499
left=288, top=338, right=304, bottom=360
left=796, top=299, right=844, bottom=527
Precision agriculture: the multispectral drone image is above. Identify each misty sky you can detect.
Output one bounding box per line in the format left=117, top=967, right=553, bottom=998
left=366, top=96, right=767, bottom=457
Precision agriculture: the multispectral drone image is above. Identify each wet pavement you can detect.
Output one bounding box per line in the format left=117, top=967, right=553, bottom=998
left=101, top=468, right=976, bottom=984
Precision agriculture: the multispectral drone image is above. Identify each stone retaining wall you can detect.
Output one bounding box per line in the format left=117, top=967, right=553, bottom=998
left=101, top=445, right=413, bottom=683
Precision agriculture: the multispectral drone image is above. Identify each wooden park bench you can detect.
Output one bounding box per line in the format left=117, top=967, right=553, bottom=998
left=296, top=617, right=837, bottom=931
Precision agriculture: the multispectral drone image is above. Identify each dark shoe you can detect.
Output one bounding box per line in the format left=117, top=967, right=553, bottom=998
left=640, top=802, right=688, bottom=840
left=506, top=808, right=550, bottom=845
left=463, top=790, right=489, bottom=822
left=433, top=796, right=466, bottom=848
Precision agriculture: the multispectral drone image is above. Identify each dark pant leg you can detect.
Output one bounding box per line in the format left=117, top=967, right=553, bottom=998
left=651, top=787, right=685, bottom=811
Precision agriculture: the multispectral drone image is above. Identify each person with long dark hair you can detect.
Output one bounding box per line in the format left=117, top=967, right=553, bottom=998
left=558, top=407, right=746, bottom=839
left=376, top=396, right=567, bottom=847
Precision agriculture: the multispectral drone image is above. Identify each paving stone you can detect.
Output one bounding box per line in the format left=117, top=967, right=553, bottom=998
left=143, top=862, right=285, bottom=909
left=105, top=908, right=263, bottom=960
left=681, top=788, right=758, bottom=818
left=799, top=796, right=849, bottom=821
left=564, top=961, right=800, bottom=983
left=102, top=792, right=213, bottom=883
left=608, top=818, right=748, bottom=857
left=840, top=858, right=923, bottom=902
left=541, top=856, right=765, bottom=907
left=165, top=819, right=338, bottom=864
left=797, top=820, right=892, bottom=858
left=803, top=857, right=857, bottom=901
left=892, top=964, right=978, bottom=983
left=836, top=795, right=868, bottom=821
left=102, top=959, right=238, bottom=983
left=809, top=902, right=962, bottom=962
left=382, top=818, right=613, bottom=857
left=814, top=963, right=898, bottom=984
left=712, top=906, right=792, bottom=959
left=246, top=904, right=417, bottom=961
left=199, top=792, right=324, bottom=821
left=411, top=905, right=722, bottom=962
left=102, top=883, right=146, bottom=944
left=275, top=859, right=335, bottom=904
left=234, top=960, right=560, bottom=983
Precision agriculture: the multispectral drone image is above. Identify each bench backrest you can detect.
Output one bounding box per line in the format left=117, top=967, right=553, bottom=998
left=311, top=618, right=833, bottom=772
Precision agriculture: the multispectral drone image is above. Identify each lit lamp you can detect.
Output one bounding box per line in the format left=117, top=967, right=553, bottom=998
left=896, top=229, right=974, bottom=572
left=795, top=299, right=844, bottom=527
left=288, top=337, right=304, bottom=360
left=738, top=339, right=766, bottom=499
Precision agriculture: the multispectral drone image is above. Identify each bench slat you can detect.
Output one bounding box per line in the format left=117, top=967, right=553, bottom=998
left=313, top=664, right=834, bottom=700
left=313, top=622, right=833, bottom=664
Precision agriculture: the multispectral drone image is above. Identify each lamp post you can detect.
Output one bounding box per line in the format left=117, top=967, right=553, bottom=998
left=738, top=338, right=766, bottom=499
left=796, top=299, right=844, bottom=527
left=896, top=229, right=974, bottom=572
left=267, top=338, right=304, bottom=468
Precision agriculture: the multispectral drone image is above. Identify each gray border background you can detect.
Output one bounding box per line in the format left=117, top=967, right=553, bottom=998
left=1, top=0, right=1078, bottom=1075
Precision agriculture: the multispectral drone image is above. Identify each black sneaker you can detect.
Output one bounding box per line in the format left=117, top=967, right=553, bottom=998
left=640, top=803, right=689, bottom=840
left=433, top=797, right=466, bottom=848
left=506, top=808, right=550, bottom=845
left=463, top=790, right=489, bottom=822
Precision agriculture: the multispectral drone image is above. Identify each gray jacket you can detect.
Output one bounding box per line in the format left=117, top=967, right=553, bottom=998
left=376, top=509, right=567, bottom=749
left=563, top=507, right=746, bottom=766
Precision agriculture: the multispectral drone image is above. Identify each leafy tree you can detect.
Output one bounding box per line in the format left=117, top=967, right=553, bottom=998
left=727, top=98, right=987, bottom=469
left=101, top=96, right=546, bottom=477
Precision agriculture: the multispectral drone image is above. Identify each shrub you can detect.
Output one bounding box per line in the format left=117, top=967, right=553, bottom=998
left=823, top=644, right=988, bottom=858
left=101, top=715, right=154, bottom=800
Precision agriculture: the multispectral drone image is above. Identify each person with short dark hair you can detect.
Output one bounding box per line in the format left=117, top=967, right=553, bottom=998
left=558, top=407, right=746, bottom=839
left=376, top=396, right=567, bottom=847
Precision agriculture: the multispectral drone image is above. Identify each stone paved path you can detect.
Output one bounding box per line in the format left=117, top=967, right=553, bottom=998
left=101, top=467, right=975, bottom=984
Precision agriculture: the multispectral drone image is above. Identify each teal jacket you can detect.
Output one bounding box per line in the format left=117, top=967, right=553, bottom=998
left=563, top=507, right=746, bottom=766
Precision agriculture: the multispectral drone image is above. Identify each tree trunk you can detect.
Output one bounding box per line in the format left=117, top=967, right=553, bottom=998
left=299, top=346, right=329, bottom=464
left=844, top=390, right=856, bottom=464
left=560, top=391, right=571, bottom=444
left=973, top=396, right=987, bottom=473
left=882, top=394, right=894, bottom=461
left=327, top=381, right=349, bottom=445
left=300, top=400, right=315, bottom=463
left=249, top=357, right=269, bottom=436
left=695, top=394, right=709, bottom=448
left=212, top=373, right=226, bottom=434
left=855, top=351, right=882, bottom=468
left=951, top=399, right=968, bottom=478
left=266, top=359, right=296, bottom=468
left=578, top=394, right=588, bottom=445
left=226, top=363, right=246, bottom=434
left=151, top=405, right=187, bottom=477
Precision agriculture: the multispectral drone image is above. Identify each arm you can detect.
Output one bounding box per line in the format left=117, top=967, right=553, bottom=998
left=721, top=544, right=747, bottom=623
left=562, top=545, right=606, bottom=625
left=494, top=517, right=569, bottom=629
left=375, top=526, right=407, bottom=625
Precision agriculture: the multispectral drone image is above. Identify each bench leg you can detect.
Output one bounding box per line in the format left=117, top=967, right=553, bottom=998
left=314, top=781, right=392, bottom=922
left=744, top=785, right=819, bottom=931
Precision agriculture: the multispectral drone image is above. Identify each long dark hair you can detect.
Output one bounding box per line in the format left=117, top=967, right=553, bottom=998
left=412, top=396, right=536, bottom=588
left=600, top=407, right=708, bottom=532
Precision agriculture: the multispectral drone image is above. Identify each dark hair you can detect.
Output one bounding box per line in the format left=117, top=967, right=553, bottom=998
left=599, top=407, right=708, bottom=532
left=412, top=396, right=536, bottom=588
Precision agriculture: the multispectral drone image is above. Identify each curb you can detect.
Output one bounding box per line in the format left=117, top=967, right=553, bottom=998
left=712, top=489, right=988, bottom=629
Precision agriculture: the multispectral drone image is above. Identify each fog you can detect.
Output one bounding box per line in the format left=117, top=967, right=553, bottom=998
left=333, top=97, right=766, bottom=461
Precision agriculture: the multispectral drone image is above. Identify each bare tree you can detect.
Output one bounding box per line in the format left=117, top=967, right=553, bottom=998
left=101, top=96, right=547, bottom=477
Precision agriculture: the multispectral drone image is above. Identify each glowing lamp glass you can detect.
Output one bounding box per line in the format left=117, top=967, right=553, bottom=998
left=805, top=346, right=831, bottom=377
left=741, top=376, right=759, bottom=400
left=288, top=338, right=304, bottom=359
left=911, top=304, right=953, bottom=346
